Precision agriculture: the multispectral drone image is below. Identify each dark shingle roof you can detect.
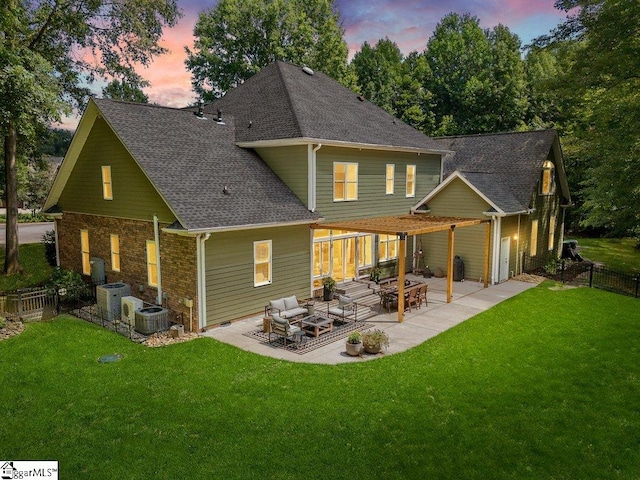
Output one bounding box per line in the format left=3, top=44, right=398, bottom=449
left=93, top=98, right=320, bottom=231
left=205, top=61, right=444, bottom=152
left=432, top=130, right=559, bottom=213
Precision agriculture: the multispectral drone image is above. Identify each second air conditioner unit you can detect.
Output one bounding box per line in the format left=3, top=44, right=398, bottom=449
left=121, top=296, right=144, bottom=326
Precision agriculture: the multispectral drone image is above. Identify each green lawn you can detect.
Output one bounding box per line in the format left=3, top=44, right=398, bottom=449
left=2, top=284, right=640, bottom=479
left=0, top=244, right=52, bottom=291
left=572, top=236, right=640, bottom=274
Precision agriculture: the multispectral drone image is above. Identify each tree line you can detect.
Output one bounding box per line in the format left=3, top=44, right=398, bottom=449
left=1, top=0, right=637, bottom=273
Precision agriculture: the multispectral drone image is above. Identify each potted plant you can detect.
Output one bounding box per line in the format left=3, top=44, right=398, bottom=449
left=369, top=265, right=382, bottom=283
left=345, top=331, right=362, bottom=356
left=322, top=276, right=336, bottom=301
left=362, top=329, right=389, bottom=354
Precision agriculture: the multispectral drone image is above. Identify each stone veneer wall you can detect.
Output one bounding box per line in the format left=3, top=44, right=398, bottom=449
left=56, top=213, right=199, bottom=331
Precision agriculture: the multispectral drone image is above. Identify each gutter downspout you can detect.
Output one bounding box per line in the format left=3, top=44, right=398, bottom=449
left=54, top=220, right=60, bottom=267
left=197, top=232, right=211, bottom=331
left=491, top=215, right=501, bottom=284
left=516, top=214, right=521, bottom=275
left=309, top=143, right=321, bottom=212
left=153, top=215, right=162, bottom=305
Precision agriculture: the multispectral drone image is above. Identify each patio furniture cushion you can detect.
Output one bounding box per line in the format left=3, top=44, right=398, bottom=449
left=283, top=295, right=299, bottom=310
left=270, top=298, right=286, bottom=312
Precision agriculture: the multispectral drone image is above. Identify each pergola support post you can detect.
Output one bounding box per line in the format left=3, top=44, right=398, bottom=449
left=397, top=233, right=406, bottom=322
left=484, top=222, right=491, bottom=288
left=447, top=225, right=455, bottom=303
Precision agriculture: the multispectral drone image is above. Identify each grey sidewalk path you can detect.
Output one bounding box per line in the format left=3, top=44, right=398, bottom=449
left=200, top=276, right=539, bottom=364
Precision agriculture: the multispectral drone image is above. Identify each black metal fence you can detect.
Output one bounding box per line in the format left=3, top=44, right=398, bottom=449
left=522, top=252, right=640, bottom=298
left=0, top=284, right=96, bottom=322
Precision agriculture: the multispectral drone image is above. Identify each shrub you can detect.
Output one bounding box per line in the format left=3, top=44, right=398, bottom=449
left=41, top=230, right=57, bottom=266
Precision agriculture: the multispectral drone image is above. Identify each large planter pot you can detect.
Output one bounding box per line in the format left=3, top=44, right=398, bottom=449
left=364, top=344, right=382, bottom=354
left=323, top=287, right=334, bottom=301
left=345, top=341, right=362, bottom=356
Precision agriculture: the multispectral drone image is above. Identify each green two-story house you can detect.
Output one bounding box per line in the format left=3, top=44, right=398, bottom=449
left=44, top=61, right=448, bottom=331
left=44, top=61, right=570, bottom=331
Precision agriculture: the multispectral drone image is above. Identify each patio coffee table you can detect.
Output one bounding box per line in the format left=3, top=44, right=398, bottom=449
left=301, top=315, right=334, bottom=337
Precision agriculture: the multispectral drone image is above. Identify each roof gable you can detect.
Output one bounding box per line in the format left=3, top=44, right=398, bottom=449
left=206, top=61, right=446, bottom=153
left=46, top=98, right=320, bottom=231
left=431, top=130, right=571, bottom=211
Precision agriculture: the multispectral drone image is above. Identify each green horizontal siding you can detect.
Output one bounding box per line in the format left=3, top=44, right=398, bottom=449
left=422, top=178, right=492, bottom=280
left=255, top=146, right=309, bottom=206
left=58, top=117, right=175, bottom=223
left=316, top=147, right=441, bottom=221
left=204, top=225, right=312, bottom=326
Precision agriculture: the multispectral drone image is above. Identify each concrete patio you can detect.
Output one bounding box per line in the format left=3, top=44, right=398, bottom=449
left=200, top=275, right=539, bottom=364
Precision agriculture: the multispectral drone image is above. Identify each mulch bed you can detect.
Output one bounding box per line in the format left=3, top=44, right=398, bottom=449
left=244, top=319, right=372, bottom=355
left=0, top=319, right=25, bottom=341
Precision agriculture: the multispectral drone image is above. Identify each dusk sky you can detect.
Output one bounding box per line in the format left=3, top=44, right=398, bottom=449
left=62, top=0, right=569, bottom=128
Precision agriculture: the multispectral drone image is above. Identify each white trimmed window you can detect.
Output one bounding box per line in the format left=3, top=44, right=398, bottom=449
left=406, top=165, right=416, bottom=197
left=110, top=234, right=120, bottom=272
left=385, top=164, right=395, bottom=194
left=254, top=240, right=272, bottom=287
left=541, top=161, right=555, bottom=195
left=101, top=166, right=113, bottom=200
left=80, top=230, right=90, bottom=275
left=333, top=162, right=358, bottom=201
left=548, top=215, right=556, bottom=251
left=146, top=240, right=158, bottom=287
left=530, top=220, right=539, bottom=256
left=379, top=234, right=399, bottom=262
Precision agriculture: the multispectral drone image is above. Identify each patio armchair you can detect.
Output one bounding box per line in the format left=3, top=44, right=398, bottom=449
left=417, top=284, right=428, bottom=307
left=405, top=287, right=419, bottom=312
left=327, top=295, right=358, bottom=322
left=269, top=314, right=302, bottom=346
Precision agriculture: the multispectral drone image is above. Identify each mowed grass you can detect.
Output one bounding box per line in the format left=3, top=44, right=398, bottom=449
left=573, top=236, right=640, bottom=274
left=1, top=284, right=640, bottom=479
left=0, top=244, right=52, bottom=291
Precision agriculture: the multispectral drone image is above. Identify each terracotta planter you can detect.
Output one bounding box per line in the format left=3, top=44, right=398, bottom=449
left=345, top=342, right=362, bottom=356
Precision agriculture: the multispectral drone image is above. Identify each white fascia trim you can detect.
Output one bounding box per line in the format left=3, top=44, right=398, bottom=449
left=412, top=171, right=506, bottom=215
left=179, top=218, right=323, bottom=236
left=236, top=137, right=449, bottom=156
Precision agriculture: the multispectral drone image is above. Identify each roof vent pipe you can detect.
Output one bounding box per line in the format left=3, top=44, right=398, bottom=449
left=194, top=99, right=205, bottom=118
left=216, top=109, right=225, bottom=125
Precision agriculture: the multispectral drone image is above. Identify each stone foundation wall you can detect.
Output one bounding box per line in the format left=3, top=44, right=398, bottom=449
left=56, top=213, right=199, bottom=331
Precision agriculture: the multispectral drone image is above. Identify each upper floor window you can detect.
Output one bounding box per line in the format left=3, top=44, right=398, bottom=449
left=530, top=219, right=539, bottom=256
left=385, top=164, right=395, bottom=195
left=406, top=165, right=416, bottom=197
left=548, top=215, right=556, bottom=251
left=334, top=162, right=358, bottom=201
left=254, top=240, right=272, bottom=287
left=379, top=234, right=399, bottom=262
left=102, top=166, right=113, bottom=200
left=80, top=230, right=90, bottom=275
left=540, top=161, right=555, bottom=195
left=146, top=240, right=158, bottom=287
left=110, top=234, right=120, bottom=272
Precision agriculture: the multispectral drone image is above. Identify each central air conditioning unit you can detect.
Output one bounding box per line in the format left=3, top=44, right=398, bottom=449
left=96, top=282, right=131, bottom=322
left=135, top=307, right=169, bottom=335
left=121, top=296, right=143, bottom=326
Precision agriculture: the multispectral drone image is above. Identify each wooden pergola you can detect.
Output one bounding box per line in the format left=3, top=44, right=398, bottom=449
left=312, top=214, right=491, bottom=323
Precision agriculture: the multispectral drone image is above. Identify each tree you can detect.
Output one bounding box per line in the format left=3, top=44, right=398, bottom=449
left=186, top=0, right=349, bottom=100
left=352, top=38, right=404, bottom=114
left=424, top=13, right=528, bottom=135
left=102, top=78, right=150, bottom=103
left=534, top=0, right=640, bottom=239
left=0, top=0, right=180, bottom=273
left=351, top=40, right=434, bottom=135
